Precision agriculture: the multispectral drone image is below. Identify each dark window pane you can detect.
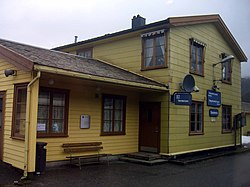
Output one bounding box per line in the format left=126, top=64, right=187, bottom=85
left=39, top=91, right=50, bottom=105
left=145, top=38, right=153, bottom=48
left=190, top=42, right=204, bottom=74
left=102, top=95, right=125, bottom=135
left=143, top=35, right=165, bottom=68
left=52, top=120, right=64, bottom=133
left=104, top=98, right=113, bottom=109
left=190, top=102, right=203, bottom=133
left=37, top=89, right=68, bottom=136
left=114, top=121, right=122, bottom=132
left=103, top=121, right=112, bottom=132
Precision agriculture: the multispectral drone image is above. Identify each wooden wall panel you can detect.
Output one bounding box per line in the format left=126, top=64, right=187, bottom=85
left=0, top=59, right=32, bottom=170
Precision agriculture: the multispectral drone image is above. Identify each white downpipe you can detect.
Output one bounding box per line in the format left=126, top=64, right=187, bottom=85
left=23, top=71, right=41, bottom=179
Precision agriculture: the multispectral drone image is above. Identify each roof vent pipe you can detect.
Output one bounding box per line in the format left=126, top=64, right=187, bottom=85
left=132, top=15, right=146, bottom=29
left=74, top=36, right=78, bottom=43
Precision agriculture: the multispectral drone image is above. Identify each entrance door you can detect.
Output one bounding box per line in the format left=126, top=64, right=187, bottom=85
left=139, top=102, right=161, bottom=153
left=0, top=92, right=5, bottom=161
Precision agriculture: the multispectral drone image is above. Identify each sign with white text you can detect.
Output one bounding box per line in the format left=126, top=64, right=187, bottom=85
left=207, top=90, right=221, bottom=107
left=172, top=92, right=192, bottom=106
left=209, top=109, right=219, bottom=117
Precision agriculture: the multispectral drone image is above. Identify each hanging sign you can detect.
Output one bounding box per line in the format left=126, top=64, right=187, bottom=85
left=209, top=109, right=219, bottom=117
left=171, top=92, right=192, bottom=106
left=207, top=90, right=221, bottom=107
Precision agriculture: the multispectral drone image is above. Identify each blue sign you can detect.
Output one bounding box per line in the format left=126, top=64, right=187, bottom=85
left=209, top=109, right=219, bottom=117
left=172, top=92, right=192, bottom=106
left=207, top=90, right=221, bottom=107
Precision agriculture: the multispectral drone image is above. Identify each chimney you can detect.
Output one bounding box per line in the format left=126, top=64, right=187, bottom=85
left=132, top=15, right=145, bottom=29
left=74, top=36, right=78, bottom=43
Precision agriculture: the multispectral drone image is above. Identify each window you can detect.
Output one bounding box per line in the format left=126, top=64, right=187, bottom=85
left=222, top=59, right=232, bottom=83
left=222, top=105, right=232, bottom=133
left=102, top=94, right=126, bottom=135
left=37, top=88, right=69, bottom=137
left=190, top=39, right=205, bottom=75
left=12, top=84, right=27, bottom=139
left=77, top=48, right=92, bottom=58
left=190, top=101, right=203, bottom=135
left=142, top=34, right=166, bottom=70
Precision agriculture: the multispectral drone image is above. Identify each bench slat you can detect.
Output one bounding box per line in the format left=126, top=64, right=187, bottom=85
left=62, top=142, right=109, bottom=169
left=64, top=146, right=103, bottom=153
left=66, top=154, right=108, bottom=159
left=62, top=142, right=102, bottom=148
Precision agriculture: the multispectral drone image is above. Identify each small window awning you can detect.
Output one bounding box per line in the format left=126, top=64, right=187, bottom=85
left=141, top=29, right=165, bottom=38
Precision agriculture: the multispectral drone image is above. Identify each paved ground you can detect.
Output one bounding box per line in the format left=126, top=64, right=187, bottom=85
left=1, top=150, right=250, bottom=187
left=0, top=145, right=250, bottom=187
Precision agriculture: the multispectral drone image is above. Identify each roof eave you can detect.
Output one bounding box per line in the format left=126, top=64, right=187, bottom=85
left=169, top=14, right=248, bottom=62
left=53, top=20, right=170, bottom=51
left=0, top=44, right=34, bottom=71
left=34, top=64, right=168, bottom=92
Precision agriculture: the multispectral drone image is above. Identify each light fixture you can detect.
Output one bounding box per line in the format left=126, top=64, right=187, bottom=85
left=48, top=79, right=55, bottom=85
left=213, top=55, right=234, bottom=67
left=4, top=69, right=17, bottom=77
left=212, top=54, right=234, bottom=91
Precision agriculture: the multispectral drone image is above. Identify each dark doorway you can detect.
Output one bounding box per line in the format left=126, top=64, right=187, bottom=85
left=139, top=102, right=161, bottom=153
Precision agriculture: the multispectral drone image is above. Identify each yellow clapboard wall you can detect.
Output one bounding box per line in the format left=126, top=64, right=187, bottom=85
left=37, top=76, right=140, bottom=161
left=0, top=59, right=32, bottom=170
left=168, top=23, right=241, bottom=154
left=57, top=22, right=241, bottom=155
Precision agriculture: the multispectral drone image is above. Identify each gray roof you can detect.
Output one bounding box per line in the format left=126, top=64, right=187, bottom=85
left=0, top=38, right=166, bottom=89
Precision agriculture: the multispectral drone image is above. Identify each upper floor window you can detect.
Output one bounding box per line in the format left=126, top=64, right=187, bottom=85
left=190, top=101, right=204, bottom=135
left=222, top=105, right=232, bottom=133
left=101, top=94, right=126, bottom=136
left=37, top=87, right=69, bottom=137
left=77, top=48, right=92, bottom=58
left=222, top=57, right=232, bottom=84
left=142, top=31, right=166, bottom=70
left=12, top=83, right=27, bottom=139
left=190, top=39, right=205, bottom=76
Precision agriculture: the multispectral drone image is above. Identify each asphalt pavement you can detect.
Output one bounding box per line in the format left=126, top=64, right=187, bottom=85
left=1, top=150, right=250, bottom=187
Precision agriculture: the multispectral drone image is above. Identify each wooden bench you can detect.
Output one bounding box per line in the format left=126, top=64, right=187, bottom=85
left=62, top=142, right=110, bottom=169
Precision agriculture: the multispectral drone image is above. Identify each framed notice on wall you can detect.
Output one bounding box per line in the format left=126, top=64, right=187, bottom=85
left=80, top=115, right=90, bottom=129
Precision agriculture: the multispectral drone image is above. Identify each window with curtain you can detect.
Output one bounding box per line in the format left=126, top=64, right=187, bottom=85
left=12, top=84, right=27, bottom=139
left=102, top=94, right=126, bottom=135
left=37, top=88, right=69, bottom=137
left=222, top=59, right=232, bottom=83
left=190, top=101, right=203, bottom=135
left=190, top=39, right=205, bottom=75
left=142, top=34, right=166, bottom=70
left=77, top=48, right=92, bottom=58
left=222, top=105, right=232, bottom=133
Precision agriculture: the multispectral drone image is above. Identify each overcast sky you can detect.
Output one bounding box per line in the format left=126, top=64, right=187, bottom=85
left=0, top=0, right=249, bottom=77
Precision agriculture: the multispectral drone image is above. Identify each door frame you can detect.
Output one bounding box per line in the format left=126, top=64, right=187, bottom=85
left=139, top=102, right=161, bottom=153
left=0, top=91, right=6, bottom=161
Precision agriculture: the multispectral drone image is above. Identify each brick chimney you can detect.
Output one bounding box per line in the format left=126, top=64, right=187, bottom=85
left=132, top=15, right=146, bottom=29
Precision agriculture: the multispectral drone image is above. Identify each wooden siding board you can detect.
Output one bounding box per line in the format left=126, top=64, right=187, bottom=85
left=0, top=59, right=32, bottom=170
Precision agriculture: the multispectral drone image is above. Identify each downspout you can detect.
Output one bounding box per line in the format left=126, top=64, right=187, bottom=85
left=22, top=71, right=41, bottom=179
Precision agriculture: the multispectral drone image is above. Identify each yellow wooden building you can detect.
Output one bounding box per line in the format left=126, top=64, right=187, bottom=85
left=0, top=14, right=247, bottom=175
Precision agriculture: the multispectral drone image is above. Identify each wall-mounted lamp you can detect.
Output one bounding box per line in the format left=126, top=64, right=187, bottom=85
left=4, top=69, right=17, bottom=77
left=48, top=79, right=55, bottom=85
left=95, top=87, right=101, bottom=98
left=212, top=54, right=234, bottom=91
left=213, top=55, right=234, bottom=67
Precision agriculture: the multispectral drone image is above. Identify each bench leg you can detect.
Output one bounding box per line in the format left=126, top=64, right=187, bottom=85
left=79, top=158, right=82, bottom=170
left=107, top=155, right=110, bottom=166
